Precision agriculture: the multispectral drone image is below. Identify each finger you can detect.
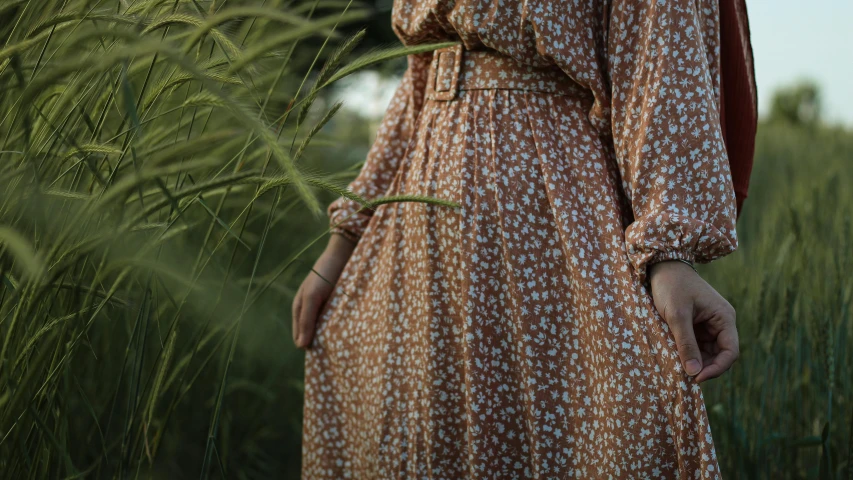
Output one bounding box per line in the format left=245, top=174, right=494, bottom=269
left=695, top=325, right=717, bottom=343
left=666, top=306, right=703, bottom=376
left=292, top=287, right=303, bottom=346
left=695, top=324, right=739, bottom=383
left=699, top=339, right=720, bottom=360
left=297, top=288, right=324, bottom=349
left=694, top=349, right=738, bottom=383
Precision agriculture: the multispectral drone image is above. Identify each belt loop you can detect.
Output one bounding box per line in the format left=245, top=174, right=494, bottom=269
left=428, top=44, right=464, bottom=101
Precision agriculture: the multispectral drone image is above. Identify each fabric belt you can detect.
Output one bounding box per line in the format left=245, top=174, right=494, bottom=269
left=425, top=44, right=588, bottom=101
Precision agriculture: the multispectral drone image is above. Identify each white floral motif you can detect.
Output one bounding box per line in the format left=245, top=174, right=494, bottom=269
left=306, top=0, right=735, bottom=478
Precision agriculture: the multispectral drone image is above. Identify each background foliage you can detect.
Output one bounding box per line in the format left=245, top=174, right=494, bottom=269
left=0, top=1, right=849, bottom=479
left=701, top=85, right=853, bottom=479
left=0, top=0, right=452, bottom=477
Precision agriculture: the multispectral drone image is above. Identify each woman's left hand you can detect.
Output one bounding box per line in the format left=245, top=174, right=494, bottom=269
left=648, top=260, right=740, bottom=383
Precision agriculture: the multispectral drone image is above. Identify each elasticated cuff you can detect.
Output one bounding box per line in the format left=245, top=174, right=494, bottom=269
left=636, top=249, right=698, bottom=288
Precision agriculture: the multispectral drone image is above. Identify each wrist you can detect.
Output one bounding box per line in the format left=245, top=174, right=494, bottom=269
left=649, top=258, right=698, bottom=284
left=311, top=236, right=356, bottom=284
left=324, top=233, right=356, bottom=261
left=654, top=257, right=697, bottom=273
left=330, top=227, right=360, bottom=245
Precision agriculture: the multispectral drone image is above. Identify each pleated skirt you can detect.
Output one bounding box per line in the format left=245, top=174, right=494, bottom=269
left=301, top=87, right=720, bottom=479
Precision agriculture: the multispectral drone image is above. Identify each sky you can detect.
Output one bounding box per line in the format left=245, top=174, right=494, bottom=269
left=339, top=0, right=853, bottom=127
left=749, top=0, right=853, bottom=126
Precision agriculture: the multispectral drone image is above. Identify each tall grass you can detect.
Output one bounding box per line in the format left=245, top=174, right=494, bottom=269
left=1, top=1, right=850, bottom=479
left=702, top=121, right=853, bottom=479
left=0, top=1, right=453, bottom=478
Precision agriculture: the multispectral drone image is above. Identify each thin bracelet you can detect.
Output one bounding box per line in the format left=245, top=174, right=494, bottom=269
left=673, top=258, right=698, bottom=273
left=331, top=229, right=360, bottom=245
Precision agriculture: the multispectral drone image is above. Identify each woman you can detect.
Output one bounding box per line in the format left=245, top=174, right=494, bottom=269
left=294, top=0, right=757, bottom=477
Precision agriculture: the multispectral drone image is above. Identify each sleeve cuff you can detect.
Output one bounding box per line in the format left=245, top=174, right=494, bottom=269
left=634, top=248, right=698, bottom=288
left=624, top=211, right=738, bottom=288
left=646, top=249, right=697, bottom=268
left=330, top=227, right=361, bottom=244
left=327, top=196, right=372, bottom=244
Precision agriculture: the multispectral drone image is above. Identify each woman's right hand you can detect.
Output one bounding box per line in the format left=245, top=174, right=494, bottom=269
left=291, top=234, right=357, bottom=349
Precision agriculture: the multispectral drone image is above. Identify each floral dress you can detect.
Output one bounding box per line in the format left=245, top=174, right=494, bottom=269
left=302, top=0, right=740, bottom=478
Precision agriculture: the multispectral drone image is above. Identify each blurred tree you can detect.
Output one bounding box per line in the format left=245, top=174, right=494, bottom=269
left=341, top=0, right=396, bottom=44
left=336, top=0, right=404, bottom=76
left=767, top=80, right=823, bottom=127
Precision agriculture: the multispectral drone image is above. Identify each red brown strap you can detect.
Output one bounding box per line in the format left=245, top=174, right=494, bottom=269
left=719, top=0, right=758, bottom=220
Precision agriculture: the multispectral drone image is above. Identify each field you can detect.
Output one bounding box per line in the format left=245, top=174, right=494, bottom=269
left=0, top=1, right=850, bottom=478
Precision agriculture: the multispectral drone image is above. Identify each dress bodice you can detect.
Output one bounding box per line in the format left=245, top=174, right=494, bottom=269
left=392, top=0, right=615, bottom=131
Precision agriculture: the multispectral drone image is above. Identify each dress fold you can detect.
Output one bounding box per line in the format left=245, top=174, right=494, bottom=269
left=304, top=1, right=748, bottom=477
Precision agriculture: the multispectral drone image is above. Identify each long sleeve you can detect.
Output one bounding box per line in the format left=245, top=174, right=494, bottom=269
left=327, top=52, right=433, bottom=242
left=606, top=0, right=739, bottom=285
